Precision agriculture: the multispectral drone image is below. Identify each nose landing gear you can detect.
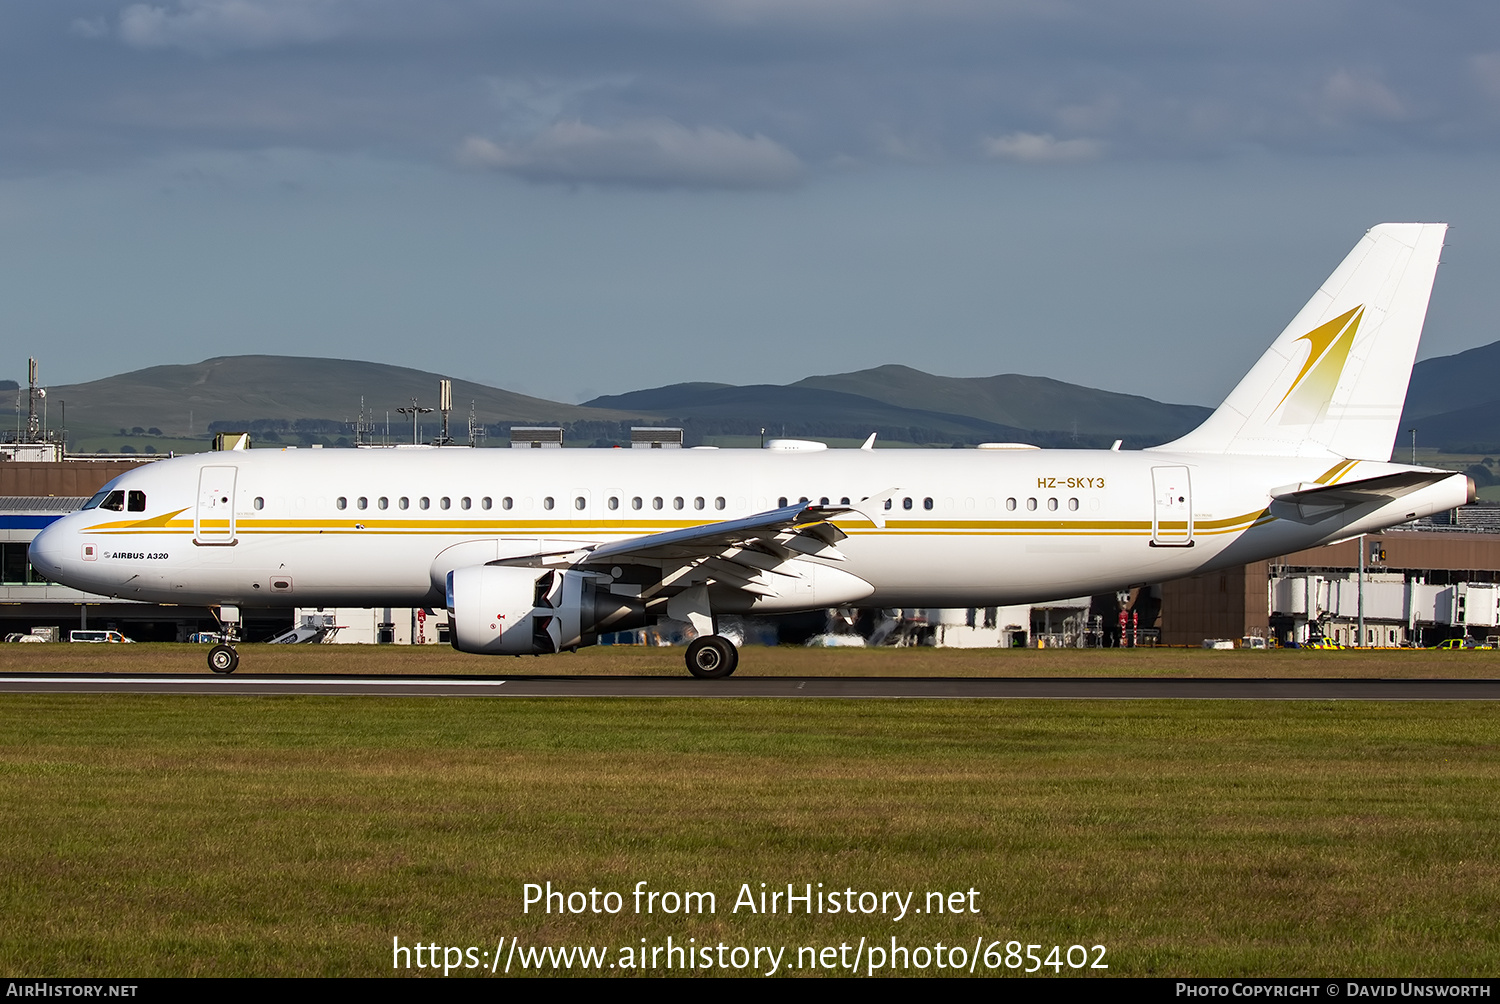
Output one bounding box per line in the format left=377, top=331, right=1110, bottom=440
left=207, top=603, right=241, bottom=674
left=208, top=644, right=239, bottom=674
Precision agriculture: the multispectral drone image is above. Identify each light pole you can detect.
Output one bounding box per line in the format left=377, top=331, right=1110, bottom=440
left=1357, top=534, right=1365, bottom=648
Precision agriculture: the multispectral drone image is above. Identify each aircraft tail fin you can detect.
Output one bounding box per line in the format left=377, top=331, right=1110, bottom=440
left=1152, top=223, right=1447, bottom=461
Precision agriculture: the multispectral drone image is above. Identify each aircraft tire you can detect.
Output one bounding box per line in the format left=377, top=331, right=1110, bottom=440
left=685, top=635, right=738, bottom=679
left=208, top=644, right=239, bottom=674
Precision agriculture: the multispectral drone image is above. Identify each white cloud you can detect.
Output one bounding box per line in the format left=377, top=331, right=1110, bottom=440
left=1321, top=69, right=1406, bottom=122
left=458, top=119, right=803, bottom=190
left=69, top=17, right=110, bottom=39
left=118, top=0, right=348, bottom=54
left=1472, top=53, right=1500, bottom=102
left=981, top=131, right=1103, bottom=163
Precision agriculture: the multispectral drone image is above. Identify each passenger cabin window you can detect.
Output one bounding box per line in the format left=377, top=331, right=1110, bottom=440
left=543, top=497, right=554, bottom=510
left=608, top=497, right=619, bottom=510
left=673, top=497, right=684, bottom=510
left=419, top=497, right=430, bottom=510
left=652, top=497, right=663, bottom=510
left=694, top=497, right=705, bottom=510
left=1047, top=498, right=1058, bottom=511
left=336, top=497, right=347, bottom=510
left=482, top=497, right=492, bottom=510
left=632, top=497, right=642, bottom=510
left=399, top=497, right=409, bottom=510
left=923, top=498, right=934, bottom=510
left=253, top=497, right=264, bottom=510
left=778, top=497, right=788, bottom=507
left=378, top=497, right=389, bottom=510
left=715, top=497, right=726, bottom=510
left=1068, top=498, right=1079, bottom=511
left=502, top=497, right=513, bottom=510
left=461, top=497, right=472, bottom=510
left=128, top=491, right=146, bottom=512
left=1027, top=498, right=1037, bottom=511
left=902, top=497, right=913, bottom=510
left=574, top=496, right=586, bottom=511
left=440, top=497, right=451, bottom=510
left=1006, top=498, right=1017, bottom=511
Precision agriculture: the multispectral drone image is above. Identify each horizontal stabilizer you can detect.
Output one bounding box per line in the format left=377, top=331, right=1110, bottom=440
left=1269, top=470, right=1470, bottom=523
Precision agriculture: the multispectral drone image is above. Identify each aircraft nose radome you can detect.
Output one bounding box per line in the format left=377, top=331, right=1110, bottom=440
left=27, top=521, right=68, bottom=582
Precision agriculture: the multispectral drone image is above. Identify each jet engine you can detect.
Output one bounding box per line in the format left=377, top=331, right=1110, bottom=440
left=446, top=565, right=654, bottom=655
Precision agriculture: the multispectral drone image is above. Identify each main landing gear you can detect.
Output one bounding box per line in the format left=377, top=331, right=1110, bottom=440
left=208, top=644, right=239, bottom=674
left=685, top=635, right=738, bottom=679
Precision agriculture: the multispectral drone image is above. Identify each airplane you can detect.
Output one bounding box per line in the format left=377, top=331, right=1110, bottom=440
left=27, top=223, right=1472, bottom=678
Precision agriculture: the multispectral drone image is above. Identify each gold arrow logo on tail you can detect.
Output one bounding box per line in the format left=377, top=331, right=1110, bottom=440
left=1275, top=304, right=1363, bottom=426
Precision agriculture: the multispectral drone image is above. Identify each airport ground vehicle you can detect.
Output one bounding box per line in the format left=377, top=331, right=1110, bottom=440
left=68, top=630, right=133, bottom=644
left=1433, top=638, right=1491, bottom=650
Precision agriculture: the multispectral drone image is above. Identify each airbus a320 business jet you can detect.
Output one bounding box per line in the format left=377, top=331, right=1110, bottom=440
left=29, top=224, right=1472, bottom=677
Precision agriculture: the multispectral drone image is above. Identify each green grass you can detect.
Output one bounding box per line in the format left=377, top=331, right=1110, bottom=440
left=1, top=696, right=1497, bottom=976
left=7, top=642, right=1500, bottom=679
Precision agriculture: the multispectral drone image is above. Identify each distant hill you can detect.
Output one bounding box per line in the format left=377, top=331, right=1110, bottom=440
left=0, top=379, right=17, bottom=392
left=586, top=381, right=1043, bottom=444
left=588, top=367, right=1212, bottom=447
left=48, top=356, right=650, bottom=440
left=1401, top=342, right=1500, bottom=452
left=793, top=365, right=1211, bottom=442
left=37, top=339, right=1500, bottom=452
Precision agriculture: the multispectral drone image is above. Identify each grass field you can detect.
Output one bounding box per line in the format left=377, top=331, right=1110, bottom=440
left=6, top=641, right=1500, bottom=679
left=1, top=647, right=1498, bottom=978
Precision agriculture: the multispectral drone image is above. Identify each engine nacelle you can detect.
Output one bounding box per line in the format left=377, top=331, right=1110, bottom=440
left=446, top=565, right=652, bottom=655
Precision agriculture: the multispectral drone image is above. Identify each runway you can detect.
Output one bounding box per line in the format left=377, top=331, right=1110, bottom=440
left=2, top=673, right=1500, bottom=699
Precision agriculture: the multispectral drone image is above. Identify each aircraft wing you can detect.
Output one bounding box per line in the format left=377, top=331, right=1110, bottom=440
left=1270, top=470, right=1467, bottom=523
left=585, top=501, right=853, bottom=564
left=484, top=500, right=888, bottom=603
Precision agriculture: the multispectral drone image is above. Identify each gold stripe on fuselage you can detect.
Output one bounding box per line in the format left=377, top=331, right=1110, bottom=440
left=82, top=507, right=1273, bottom=539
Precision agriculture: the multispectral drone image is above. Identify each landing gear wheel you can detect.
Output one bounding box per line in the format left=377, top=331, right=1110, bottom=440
left=685, top=635, right=738, bottom=679
left=208, top=644, right=239, bottom=674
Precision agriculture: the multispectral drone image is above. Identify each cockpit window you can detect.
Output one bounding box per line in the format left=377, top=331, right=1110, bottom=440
left=97, top=490, right=125, bottom=512
left=127, top=491, right=146, bottom=512
left=82, top=490, right=111, bottom=510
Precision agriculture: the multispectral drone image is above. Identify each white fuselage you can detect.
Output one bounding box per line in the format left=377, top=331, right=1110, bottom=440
left=28, top=446, right=1470, bottom=612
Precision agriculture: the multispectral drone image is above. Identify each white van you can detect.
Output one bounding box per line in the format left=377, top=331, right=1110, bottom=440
left=68, top=630, right=134, bottom=644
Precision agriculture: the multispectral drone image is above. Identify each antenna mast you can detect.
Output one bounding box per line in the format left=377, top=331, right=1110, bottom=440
left=467, top=401, right=486, bottom=447
left=438, top=379, right=453, bottom=445
left=26, top=357, right=40, bottom=442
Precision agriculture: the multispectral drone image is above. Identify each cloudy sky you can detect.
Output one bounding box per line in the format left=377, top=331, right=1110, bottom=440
left=3, top=1, right=1498, bottom=406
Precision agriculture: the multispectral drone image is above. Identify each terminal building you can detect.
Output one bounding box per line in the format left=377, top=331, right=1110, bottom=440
left=1158, top=513, right=1500, bottom=648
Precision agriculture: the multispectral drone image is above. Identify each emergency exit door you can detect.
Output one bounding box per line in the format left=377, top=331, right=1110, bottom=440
left=195, top=466, right=238, bottom=545
left=1151, top=466, right=1193, bottom=547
